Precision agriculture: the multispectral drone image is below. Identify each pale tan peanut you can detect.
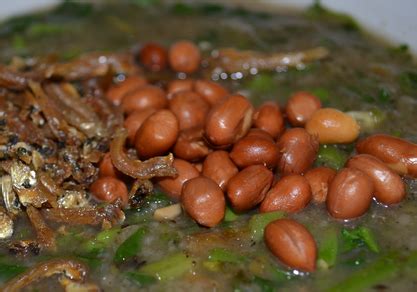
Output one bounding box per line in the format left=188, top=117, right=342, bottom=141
left=253, top=102, right=285, bottom=139
left=157, top=159, right=199, bottom=200
left=226, top=165, right=273, bottom=212
left=264, top=218, right=317, bottom=272
left=202, top=151, right=238, bottom=191
left=260, top=174, right=312, bottom=213
left=106, top=75, right=147, bottom=106
left=123, top=108, right=156, bottom=145
left=304, top=167, right=336, bottom=204
left=169, top=90, right=210, bottom=130
left=121, top=85, right=167, bottom=114
left=277, top=128, right=319, bottom=175
left=230, top=135, right=279, bottom=169
left=286, top=91, right=321, bottom=127
left=182, top=176, right=225, bottom=227
left=194, top=79, right=229, bottom=106
left=205, top=94, right=254, bottom=147
left=169, top=40, right=201, bottom=74
left=134, top=109, right=179, bottom=159
left=346, top=154, right=406, bottom=205
left=327, top=168, right=374, bottom=219
left=173, top=127, right=211, bottom=162
left=356, top=134, right=417, bottom=178
left=305, top=108, right=360, bottom=144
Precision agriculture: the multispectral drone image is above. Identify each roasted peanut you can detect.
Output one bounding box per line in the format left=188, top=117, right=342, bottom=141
left=167, top=79, right=194, bottom=96
left=157, top=159, right=200, bottom=200
left=205, top=94, right=254, bottom=147
left=230, top=135, right=279, bottom=169
left=304, top=167, right=336, bottom=204
left=202, top=150, right=239, bottom=191
left=356, top=134, right=417, bottom=178
left=305, top=108, right=360, bottom=144
left=182, top=176, right=225, bottom=227
left=286, top=91, right=321, bottom=126
left=245, top=128, right=275, bottom=141
left=98, top=152, right=123, bottom=179
left=253, top=102, right=285, bottom=139
left=260, top=174, right=312, bottom=213
left=194, top=79, right=228, bottom=106
left=226, top=165, right=273, bottom=212
left=139, top=42, right=167, bottom=72
left=123, top=108, right=156, bottom=145
left=134, top=109, right=179, bottom=159
left=169, top=40, right=201, bottom=73
left=121, top=85, right=167, bottom=114
left=327, top=168, right=374, bottom=219
left=265, top=219, right=317, bottom=272
left=106, top=75, right=147, bottom=106
left=90, top=176, right=128, bottom=206
left=277, top=128, right=319, bottom=175
left=346, top=154, right=406, bottom=205
left=173, top=127, right=211, bottom=161
left=169, top=90, right=209, bottom=130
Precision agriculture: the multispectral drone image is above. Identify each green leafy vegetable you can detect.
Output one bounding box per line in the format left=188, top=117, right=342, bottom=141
left=80, top=227, right=120, bottom=256
left=310, top=87, right=330, bottom=104
left=341, top=226, right=379, bottom=253
left=253, top=276, right=275, bottom=292
left=247, top=73, right=276, bottom=95
left=224, top=206, right=239, bottom=222
left=139, top=252, right=193, bottom=281
left=208, top=248, right=246, bottom=263
left=327, top=254, right=399, bottom=292
left=249, top=211, right=285, bottom=241
left=306, top=2, right=359, bottom=31
left=318, top=227, right=339, bottom=269
left=0, top=262, right=27, bottom=281
left=126, top=271, right=157, bottom=286
left=346, top=109, right=386, bottom=132
left=114, top=227, right=147, bottom=264
left=315, top=144, right=348, bottom=170
left=27, top=23, right=66, bottom=37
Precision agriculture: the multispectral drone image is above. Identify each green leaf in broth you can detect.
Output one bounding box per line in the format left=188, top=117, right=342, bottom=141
left=341, top=226, right=379, bottom=253
left=249, top=211, right=285, bottom=241
left=318, top=227, right=339, bottom=269
left=114, top=227, right=147, bottom=264
left=208, top=248, right=246, bottom=264
left=126, top=271, right=157, bottom=286
left=0, top=262, right=27, bottom=281
left=138, top=252, right=193, bottom=281
left=315, top=144, right=348, bottom=170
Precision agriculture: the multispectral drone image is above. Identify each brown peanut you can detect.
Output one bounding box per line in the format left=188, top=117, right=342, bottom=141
left=139, top=42, right=168, bottom=72
left=346, top=154, right=406, bottom=205
left=182, top=176, right=225, bottom=227
left=169, top=90, right=210, bottom=130
left=167, top=79, right=194, bottom=96
left=202, top=151, right=238, bottom=190
left=277, top=128, right=319, bottom=175
left=304, top=167, right=336, bottom=204
left=230, top=135, right=279, bottom=169
left=260, top=174, right=312, bottom=213
left=356, top=134, right=417, bottom=178
left=227, top=165, right=273, bottom=212
left=205, top=94, right=254, bottom=147
left=106, top=75, right=147, bottom=106
left=169, top=40, right=201, bottom=74
left=264, top=219, right=317, bottom=272
left=157, top=159, right=199, bottom=200
left=121, top=85, right=167, bottom=114
left=134, top=109, right=179, bottom=159
left=194, top=79, right=228, bottom=106
left=305, top=108, right=360, bottom=144
left=286, top=91, right=321, bottom=126
left=253, top=102, right=285, bottom=139
left=327, top=168, right=374, bottom=219
left=173, top=127, right=211, bottom=162
left=123, top=109, right=156, bottom=145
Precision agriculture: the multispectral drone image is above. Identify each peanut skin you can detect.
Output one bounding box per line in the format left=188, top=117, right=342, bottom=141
left=327, top=168, right=374, bottom=219
left=346, top=154, right=406, bottom=205
left=265, top=218, right=317, bottom=272
left=253, top=102, right=285, bottom=139
left=286, top=91, right=321, bottom=127
left=202, top=151, right=238, bottom=191
left=304, top=167, right=336, bottom=204
left=356, top=134, right=417, bottom=178
left=260, top=174, right=312, bottom=213
left=182, top=176, right=225, bottom=227
left=226, top=165, right=273, bottom=212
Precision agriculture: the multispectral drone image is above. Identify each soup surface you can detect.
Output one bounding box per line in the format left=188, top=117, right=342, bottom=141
left=0, top=1, right=417, bottom=291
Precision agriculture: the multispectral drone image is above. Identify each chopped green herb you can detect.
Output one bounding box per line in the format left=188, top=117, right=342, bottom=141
left=224, top=206, right=240, bottom=222
left=139, top=252, right=193, bottom=281
left=126, top=271, right=157, bottom=286
left=114, top=227, right=147, bottom=264
left=310, top=87, right=330, bottom=104
left=346, top=109, right=386, bottom=132
left=0, top=262, right=27, bottom=281
left=318, top=227, right=339, bottom=269
left=208, top=248, right=246, bottom=264
left=315, top=144, right=348, bottom=170
left=249, top=211, right=285, bottom=241
left=253, top=276, right=275, bottom=292
left=247, top=73, right=276, bottom=95
left=80, top=227, right=120, bottom=257
left=341, top=226, right=379, bottom=253
left=27, top=23, right=66, bottom=37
